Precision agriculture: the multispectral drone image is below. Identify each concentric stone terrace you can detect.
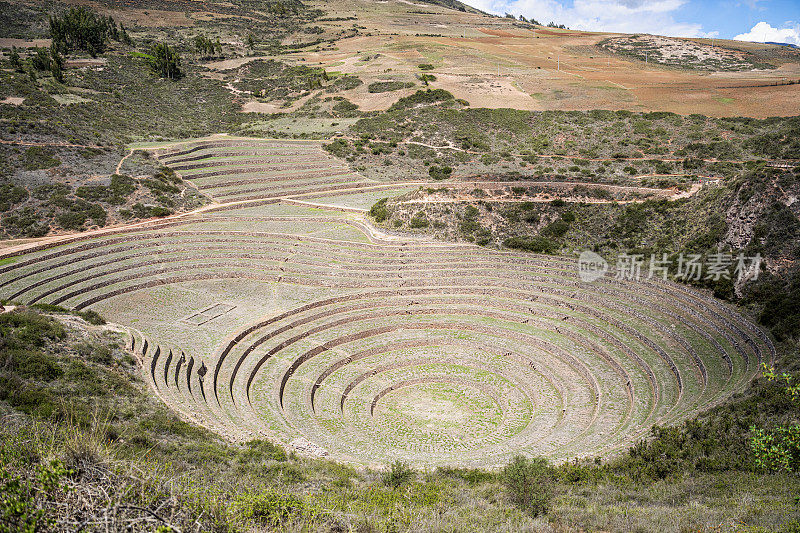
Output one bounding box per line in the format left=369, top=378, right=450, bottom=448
left=153, top=138, right=372, bottom=203
left=0, top=138, right=774, bottom=468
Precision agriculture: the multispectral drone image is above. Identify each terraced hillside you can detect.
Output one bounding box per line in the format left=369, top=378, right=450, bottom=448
left=152, top=138, right=377, bottom=203
left=0, top=138, right=774, bottom=468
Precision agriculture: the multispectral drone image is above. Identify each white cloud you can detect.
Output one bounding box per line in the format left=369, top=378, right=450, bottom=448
left=466, top=0, right=706, bottom=37
left=733, top=21, right=800, bottom=45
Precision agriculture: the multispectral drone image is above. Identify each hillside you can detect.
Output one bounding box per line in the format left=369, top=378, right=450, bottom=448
left=0, top=0, right=799, bottom=531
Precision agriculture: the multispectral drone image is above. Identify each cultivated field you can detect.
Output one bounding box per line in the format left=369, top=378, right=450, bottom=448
left=273, top=0, right=800, bottom=118
left=0, top=138, right=774, bottom=468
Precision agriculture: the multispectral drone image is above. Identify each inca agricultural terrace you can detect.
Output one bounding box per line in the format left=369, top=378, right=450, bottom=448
left=0, top=138, right=774, bottom=468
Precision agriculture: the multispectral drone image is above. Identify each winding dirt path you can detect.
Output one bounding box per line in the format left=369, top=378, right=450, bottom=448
left=115, top=148, right=135, bottom=175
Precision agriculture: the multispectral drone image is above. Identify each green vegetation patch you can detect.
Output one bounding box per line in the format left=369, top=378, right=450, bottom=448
left=368, top=81, right=416, bottom=93
left=20, top=147, right=60, bottom=170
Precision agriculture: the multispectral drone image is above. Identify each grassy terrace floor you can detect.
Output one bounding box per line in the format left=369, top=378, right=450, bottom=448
left=0, top=137, right=774, bottom=468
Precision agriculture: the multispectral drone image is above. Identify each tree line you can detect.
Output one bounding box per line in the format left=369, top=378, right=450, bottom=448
left=49, top=6, right=131, bottom=57
left=194, top=34, right=223, bottom=58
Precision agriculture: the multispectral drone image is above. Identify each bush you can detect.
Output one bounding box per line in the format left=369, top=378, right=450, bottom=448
left=30, top=48, right=51, bottom=71
left=5, top=349, right=63, bottom=381
left=409, top=215, right=429, bottom=228
left=149, top=206, right=172, bottom=217
left=323, top=140, right=350, bottom=159
left=29, top=304, right=105, bottom=326
left=541, top=219, right=570, bottom=239
left=751, top=425, right=800, bottom=473
left=79, top=310, right=106, bottom=326
left=56, top=211, right=88, bottom=230
left=0, top=183, right=28, bottom=212
left=87, top=346, right=112, bottom=365
left=503, top=236, right=557, bottom=254
left=383, top=460, right=414, bottom=487
left=21, top=147, right=60, bottom=170
left=389, top=89, right=454, bottom=111
left=75, top=175, right=135, bottom=205
left=0, top=459, right=71, bottom=532
left=368, top=81, right=415, bottom=93
left=233, top=491, right=318, bottom=528
left=428, top=165, right=453, bottom=180
left=420, top=73, right=437, bottom=84
left=369, top=198, right=389, bottom=223
left=0, top=312, right=66, bottom=350
left=501, top=456, right=553, bottom=517
left=244, top=439, right=288, bottom=462
left=750, top=366, right=800, bottom=473
left=332, top=99, right=359, bottom=115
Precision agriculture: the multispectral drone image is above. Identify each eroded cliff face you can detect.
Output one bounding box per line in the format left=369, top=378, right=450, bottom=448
left=724, top=171, right=799, bottom=252
left=722, top=170, right=800, bottom=296
left=724, top=193, right=763, bottom=251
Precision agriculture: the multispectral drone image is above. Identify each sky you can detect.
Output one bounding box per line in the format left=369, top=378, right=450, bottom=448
left=461, top=0, right=800, bottom=44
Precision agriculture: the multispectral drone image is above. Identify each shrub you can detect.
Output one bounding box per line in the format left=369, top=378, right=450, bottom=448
left=751, top=425, right=800, bottom=473
left=131, top=203, right=149, bottom=218
left=9, top=47, right=23, bottom=72
left=541, top=220, right=570, bottom=239
left=0, top=312, right=64, bottom=351
left=420, top=73, right=436, bottom=84
left=30, top=48, right=51, bottom=71
left=503, top=236, right=557, bottom=254
left=501, top=456, right=553, bottom=517
left=30, top=304, right=106, bottom=326
left=750, top=365, right=800, bottom=473
left=75, top=185, right=108, bottom=202
left=323, top=139, right=350, bottom=157
left=79, top=310, right=105, bottom=325
left=383, top=460, right=414, bottom=487
left=522, top=211, right=539, bottom=224
left=149, top=206, right=172, bottom=217
left=0, top=459, right=71, bottom=532
left=233, top=491, right=318, bottom=528
left=5, top=349, right=63, bottom=381
left=332, top=99, right=359, bottom=115
left=21, top=147, right=60, bottom=170
left=76, top=175, right=136, bottom=205
left=418, top=63, right=435, bottom=70
left=389, top=89, right=454, bottom=110
left=0, top=183, right=28, bottom=212
left=367, top=81, right=415, bottom=93
left=56, top=211, right=87, bottom=230
left=87, top=345, right=112, bottom=365
left=369, top=198, right=389, bottom=222
left=428, top=165, right=453, bottom=180
left=409, top=215, right=429, bottom=228
left=244, top=439, right=288, bottom=462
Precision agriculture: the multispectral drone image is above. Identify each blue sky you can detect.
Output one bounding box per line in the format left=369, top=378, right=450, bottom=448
left=462, top=0, right=800, bottom=44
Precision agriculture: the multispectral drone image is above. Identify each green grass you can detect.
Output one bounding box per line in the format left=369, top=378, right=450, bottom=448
left=0, top=256, right=18, bottom=267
